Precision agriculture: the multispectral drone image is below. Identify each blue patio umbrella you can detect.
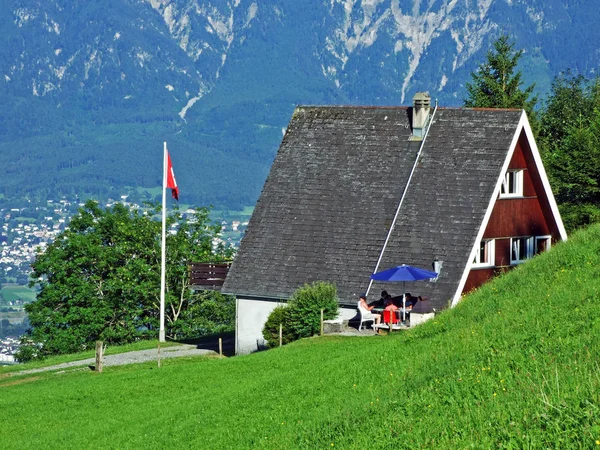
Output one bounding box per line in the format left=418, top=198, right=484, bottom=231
left=370, top=264, right=438, bottom=321
left=370, top=265, right=438, bottom=282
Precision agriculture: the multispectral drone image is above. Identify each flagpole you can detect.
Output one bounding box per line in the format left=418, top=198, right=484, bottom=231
left=160, top=142, right=167, bottom=342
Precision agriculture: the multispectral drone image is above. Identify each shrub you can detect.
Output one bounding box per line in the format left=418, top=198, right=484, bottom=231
left=14, top=339, right=42, bottom=362
left=262, top=305, right=294, bottom=348
left=263, top=282, right=339, bottom=348
left=558, top=202, right=600, bottom=232
left=287, top=281, right=339, bottom=340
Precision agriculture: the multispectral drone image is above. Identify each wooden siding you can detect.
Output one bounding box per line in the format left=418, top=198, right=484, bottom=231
left=463, top=268, right=496, bottom=293
left=190, top=262, right=231, bottom=291
left=520, top=131, right=563, bottom=239
left=463, top=131, right=562, bottom=294
left=484, top=198, right=550, bottom=238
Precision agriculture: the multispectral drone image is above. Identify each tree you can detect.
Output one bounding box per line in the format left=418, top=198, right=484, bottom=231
left=464, top=35, right=538, bottom=125
left=539, top=73, right=600, bottom=230
left=539, top=72, right=599, bottom=144
left=160, top=207, right=235, bottom=340
left=22, top=200, right=234, bottom=358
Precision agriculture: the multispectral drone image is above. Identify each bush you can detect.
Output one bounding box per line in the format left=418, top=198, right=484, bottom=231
left=263, top=281, right=339, bottom=348
left=558, top=202, right=600, bottom=232
left=262, top=305, right=295, bottom=348
left=14, top=339, right=42, bottom=362
left=288, top=281, right=339, bottom=340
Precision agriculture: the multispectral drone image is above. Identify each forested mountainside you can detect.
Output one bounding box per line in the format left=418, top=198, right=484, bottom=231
left=2, top=0, right=599, bottom=209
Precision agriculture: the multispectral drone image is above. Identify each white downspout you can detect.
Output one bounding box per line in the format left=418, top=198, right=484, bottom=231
left=366, top=100, right=438, bottom=297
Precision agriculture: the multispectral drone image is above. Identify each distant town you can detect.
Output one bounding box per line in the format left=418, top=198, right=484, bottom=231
left=0, top=195, right=249, bottom=363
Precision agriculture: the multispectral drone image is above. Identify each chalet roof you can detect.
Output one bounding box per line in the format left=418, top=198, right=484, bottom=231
left=222, top=106, right=523, bottom=309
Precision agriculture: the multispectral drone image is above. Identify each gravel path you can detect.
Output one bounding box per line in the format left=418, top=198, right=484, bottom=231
left=6, top=344, right=216, bottom=377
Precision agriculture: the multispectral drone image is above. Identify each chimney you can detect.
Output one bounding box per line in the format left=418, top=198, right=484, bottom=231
left=411, top=92, right=431, bottom=140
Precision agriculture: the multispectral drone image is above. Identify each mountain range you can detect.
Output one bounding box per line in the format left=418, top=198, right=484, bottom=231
left=1, top=0, right=599, bottom=209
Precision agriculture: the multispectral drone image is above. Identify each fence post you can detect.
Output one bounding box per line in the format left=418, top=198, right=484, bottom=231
left=320, top=309, right=324, bottom=336
left=95, top=341, right=103, bottom=373
left=279, top=323, right=283, bottom=347
left=219, top=337, right=223, bottom=357
left=157, top=341, right=161, bottom=368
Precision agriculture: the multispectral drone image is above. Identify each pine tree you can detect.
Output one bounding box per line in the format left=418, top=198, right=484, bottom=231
left=539, top=73, right=600, bottom=230
left=464, top=35, right=537, bottom=121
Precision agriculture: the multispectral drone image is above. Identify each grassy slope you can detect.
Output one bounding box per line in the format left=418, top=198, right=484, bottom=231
left=1, top=225, right=600, bottom=448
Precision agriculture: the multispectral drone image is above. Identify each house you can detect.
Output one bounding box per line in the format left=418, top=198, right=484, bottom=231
left=222, top=94, right=567, bottom=355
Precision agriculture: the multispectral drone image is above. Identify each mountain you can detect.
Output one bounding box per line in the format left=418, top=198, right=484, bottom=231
left=2, top=0, right=599, bottom=209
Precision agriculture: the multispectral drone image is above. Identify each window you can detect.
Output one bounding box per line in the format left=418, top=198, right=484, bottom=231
left=535, top=236, right=551, bottom=255
left=511, top=237, right=533, bottom=264
left=510, top=236, right=551, bottom=264
left=472, top=239, right=495, bottom=267
left=500, top=170, right=524, bottom=197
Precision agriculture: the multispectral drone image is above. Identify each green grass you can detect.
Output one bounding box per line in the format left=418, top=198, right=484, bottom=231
left=0, top=285, right=36, bottom=303
left=13, top=217, right=37, bottom=223
left=2, top=224, right=600, bottom=448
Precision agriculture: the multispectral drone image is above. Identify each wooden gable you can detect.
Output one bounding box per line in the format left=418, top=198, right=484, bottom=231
left=461, top=114, right=567, bottom=295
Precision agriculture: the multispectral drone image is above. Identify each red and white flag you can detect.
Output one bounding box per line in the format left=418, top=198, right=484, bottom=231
left=166, top=151, right=179, bottom=201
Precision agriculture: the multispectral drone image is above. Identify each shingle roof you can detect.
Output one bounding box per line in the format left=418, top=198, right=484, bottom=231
left=222, top=106, right=522, bottom=309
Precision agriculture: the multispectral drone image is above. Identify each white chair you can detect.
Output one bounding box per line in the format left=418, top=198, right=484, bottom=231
left=357, top=301, right=376, bottom=331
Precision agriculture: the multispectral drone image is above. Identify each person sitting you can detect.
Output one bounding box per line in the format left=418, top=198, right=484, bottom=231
left=404, top=293, right=417, bottom=309
left=358, top=293, right=381, bottom=325
left=370, top=290, right=389, bottom=308
left=390, top=294, right=403, bottom=308
left=383, top=298, right=399, bottom=324
left=384, top=297, right=398, bottom=311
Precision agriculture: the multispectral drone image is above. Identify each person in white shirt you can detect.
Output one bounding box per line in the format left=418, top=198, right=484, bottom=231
left=358, top=293, right=381, bottom=325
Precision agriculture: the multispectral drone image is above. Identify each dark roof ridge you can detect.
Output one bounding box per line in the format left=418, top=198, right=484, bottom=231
left=294, top=105, right=523, bottom=112
left=295, top=105, right=409, bottom=111
left=462, top=107, right=523, bottom=112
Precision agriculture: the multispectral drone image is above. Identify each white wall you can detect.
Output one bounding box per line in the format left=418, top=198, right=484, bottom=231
left=337, top=306, right=359, bottom=321
left=235, top=299, right=358, bottom=355
left=236, top=297, right=284, bottom=355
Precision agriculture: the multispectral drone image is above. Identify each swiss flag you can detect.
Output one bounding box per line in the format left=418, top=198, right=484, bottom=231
left=166, top=151, right=179, bottom=201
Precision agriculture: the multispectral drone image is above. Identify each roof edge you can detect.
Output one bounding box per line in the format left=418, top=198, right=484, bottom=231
left=450, top=110, right=525, bottom=307
left=294, top=105, right=523, bottom=112
left=518, top=111, right=568, bottom=241
left=295, top=105, right=409, bottom=111
left=224, top=292, right=289, bottom=302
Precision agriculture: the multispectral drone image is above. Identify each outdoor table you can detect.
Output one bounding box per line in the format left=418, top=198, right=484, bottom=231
left=373, top=308, right=410, bottom=323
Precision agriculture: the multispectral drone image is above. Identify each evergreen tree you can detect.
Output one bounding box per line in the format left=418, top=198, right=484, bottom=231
left=539, top=73, right=600, bottom=230
left=464, top=35, right=537, bottom=123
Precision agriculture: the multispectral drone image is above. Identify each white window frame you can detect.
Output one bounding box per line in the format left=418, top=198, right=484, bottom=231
left=500, top=170, right=524, bottom=198
left=534, top=235, right=552, bottom=255
left=510, top=236, right=534, bottom=264
left=472, top=239, right=495, bottom=268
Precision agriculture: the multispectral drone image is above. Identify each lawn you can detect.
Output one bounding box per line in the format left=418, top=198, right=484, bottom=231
left=1, top=224, right=600, bottom=448
left=1, top=285, right=37, bottom=303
